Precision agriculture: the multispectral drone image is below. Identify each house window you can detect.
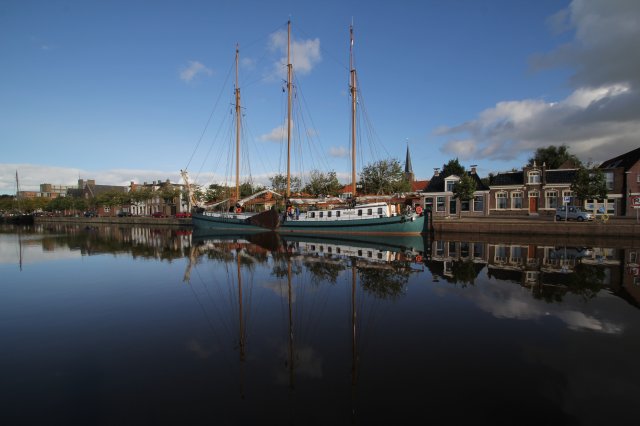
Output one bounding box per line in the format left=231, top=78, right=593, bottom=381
left=473, top=195, right=483, bottom=212
left=528, top=171, right=541, bottom=184
left=496, top=192, right=507, bottom=209
left=605, top=172, right=614, bottom=190
left=511, top=192, right=523, bottom=209
left=546, top=191, right=559, bottom=208
left=637, top=174, right=640, bottom=183
left=446, top=180, right=455, bottom=192
left=436, top=196, right=446, bottom=212
left=424, top=197, right=433, bottom=211
left=461, top=199, right=470, bottom=211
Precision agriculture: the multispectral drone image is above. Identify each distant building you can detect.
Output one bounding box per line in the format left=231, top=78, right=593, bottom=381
left=598, top=147, right=640, bottom=217
left=422, top=165, right=490, bottom=217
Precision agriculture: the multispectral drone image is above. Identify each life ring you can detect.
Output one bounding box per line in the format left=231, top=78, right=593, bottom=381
left=235, top=207, right=242, bottom=214
left=415, top=206, right=423, bottom=215
left=415, top=255, right=423, bottom=263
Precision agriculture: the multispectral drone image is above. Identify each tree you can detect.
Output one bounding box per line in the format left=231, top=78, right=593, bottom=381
left=303, top=170, right=342, bottom=196
left=528, top=145, right=581, bottom=169
left=441, top=158, right=465, bottom=178
left=269, top=173, right=302, bottom=195
left=452, top=174, right=477, bottom=217
left=359, top=159, right=410, bottom=195
left=571, top=165, right=608, bottom=203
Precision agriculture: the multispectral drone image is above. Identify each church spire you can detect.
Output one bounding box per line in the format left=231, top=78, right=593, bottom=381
left=405, top=143, right=415, bottom=182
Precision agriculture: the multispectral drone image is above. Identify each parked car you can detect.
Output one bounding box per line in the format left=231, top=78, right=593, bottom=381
left=152, top=212, right=166, bottom=218
left=555, top=206, right=593, bottom=222
left=84, top=211, right=97, bottom=217
left=175, top=212, right=192, bottom=218
left=117, top=211, right=132, bottom=217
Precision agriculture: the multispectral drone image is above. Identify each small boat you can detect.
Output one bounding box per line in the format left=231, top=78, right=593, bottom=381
left=277, top=22, right=426, bottom=236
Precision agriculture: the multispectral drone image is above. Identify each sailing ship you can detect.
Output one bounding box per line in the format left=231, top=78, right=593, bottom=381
left=187, top=46, right=278, bottom=233
left=277, top=22, right=426, bottom=236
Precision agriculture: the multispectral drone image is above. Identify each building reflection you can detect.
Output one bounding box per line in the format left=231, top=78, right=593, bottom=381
left=427, top=234, right=640, bottom=306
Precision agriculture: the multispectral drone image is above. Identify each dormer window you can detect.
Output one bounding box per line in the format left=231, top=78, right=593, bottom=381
left=445, top=176, right=460, bottom=192
left=528, top=171, right=541, bottom=184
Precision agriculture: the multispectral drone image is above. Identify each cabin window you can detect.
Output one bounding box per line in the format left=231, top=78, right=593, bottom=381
left=328, top=211, right=332, bottom=217
left=367, top=251, right=373, bottom=258
left=377, top=207, right=383, bottom=215
left=310, top=212, right=315, bottom=218
left=319, top=211, right=324, bottom=218
left=336, top=211, right=341, bottom=218
left=358, top=210, right=363, bottom=216
left=327, top=246, right=332, bottom=253
left=496, top=192, right=507, bottom=209
left=473, top=195, right=483, bottom=212
left=511, top=192, right=523, bottom=209
left=336, top=247, right=341, bottom=254
left=358, top=250, right=363, bottom=256
left=377, top=252, right=383, bottom=259
left=367, top=209, right=372, bottom=215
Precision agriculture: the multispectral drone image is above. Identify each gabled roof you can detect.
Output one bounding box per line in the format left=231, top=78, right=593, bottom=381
left=424, top=172, right=488, bottom=193
left=411, top=180, right=429, bottom=192
left=600, top=146, right=640, bottom=171
left=490, top=171, right=523, bottom=186
left=545, top=169, right=577, bottom=184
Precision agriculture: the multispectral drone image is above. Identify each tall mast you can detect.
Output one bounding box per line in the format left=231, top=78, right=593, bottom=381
left=235, top=45, right=241, bottom=202
left=350, top=25, right=357, bottom=197
left=286, top=20, right=293, bottom=199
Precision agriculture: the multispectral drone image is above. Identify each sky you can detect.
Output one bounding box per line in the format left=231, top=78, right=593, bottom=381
left=1, top=0, right=639, bottom=194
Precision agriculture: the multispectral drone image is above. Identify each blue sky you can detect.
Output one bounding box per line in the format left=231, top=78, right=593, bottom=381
left=2, top=0, right=639, bottom=194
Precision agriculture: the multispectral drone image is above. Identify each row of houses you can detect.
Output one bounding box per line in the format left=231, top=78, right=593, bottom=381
left=418, top=147, right=640, bottom=218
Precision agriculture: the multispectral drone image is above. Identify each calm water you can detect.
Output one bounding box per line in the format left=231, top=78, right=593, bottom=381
left=2, top=223, right=640, bottom=425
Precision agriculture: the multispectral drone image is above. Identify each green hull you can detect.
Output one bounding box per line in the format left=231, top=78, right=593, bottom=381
left=278, top=214, right=426, bottom=235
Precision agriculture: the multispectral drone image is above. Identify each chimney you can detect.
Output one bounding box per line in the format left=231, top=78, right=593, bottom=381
left=470, top=165, right=477, bottom=174
left=434, top=168, right=440, bottom=177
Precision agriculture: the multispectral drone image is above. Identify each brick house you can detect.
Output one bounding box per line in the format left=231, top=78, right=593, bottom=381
left=488, top=162, right=578, bottom=217
left=421, top=165, right=490, bottom=217
left=598, top=147, right=640, bottom=217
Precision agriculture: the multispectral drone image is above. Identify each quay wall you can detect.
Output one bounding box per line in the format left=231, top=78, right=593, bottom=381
left=34, top=216, right=192, bottom=226
left=431, top=216, right=640, bottom=244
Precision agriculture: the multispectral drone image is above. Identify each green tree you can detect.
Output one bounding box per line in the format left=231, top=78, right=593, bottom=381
left=303, top=170, right=343, bottom=196
left=452, top=174, right=477, bottom=218
left=269, top=173, right=301, bottom=195
left=359, top=159, right=410, bottom=195
left=96, top=189, right=129, bottom=216
left=528, top=145, right=581, bottom=169
left=571, top=166, right=608, bottom=204
left=441, top=158, right=465, bottom=178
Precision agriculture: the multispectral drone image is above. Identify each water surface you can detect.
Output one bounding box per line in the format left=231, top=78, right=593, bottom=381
left=1, top=224, right=639, bottom=425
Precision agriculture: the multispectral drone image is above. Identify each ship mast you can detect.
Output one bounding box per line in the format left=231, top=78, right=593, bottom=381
left=350, top=25, right=357, bottom=197
left=235, top=44, right=241, bottom=203
left=286, top=20, right=293, bottom=199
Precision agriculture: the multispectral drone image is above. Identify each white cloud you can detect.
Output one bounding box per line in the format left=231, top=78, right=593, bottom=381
left=179, top=60, right=213, bottom=82
left=329, top=146, right=348, bottom=158
left=267, top=29, right=321, bottom=80
left=438, top=0, right=640, bottom=166
left=259, top=123, right=290, bottom=142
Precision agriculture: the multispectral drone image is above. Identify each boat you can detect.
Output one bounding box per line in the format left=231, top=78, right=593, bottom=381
left=277, top=22, right=427, bottom=236
left=185, top=46, right=279, bottom=233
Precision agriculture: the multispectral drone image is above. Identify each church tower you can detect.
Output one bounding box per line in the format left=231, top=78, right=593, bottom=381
left=405, top=144, right=415, bottom=182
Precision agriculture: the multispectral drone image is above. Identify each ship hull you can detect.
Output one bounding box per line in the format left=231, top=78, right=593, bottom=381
left=278, top=213, right=426, bottom=236
left=192, top=209, right=279, bottom=234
